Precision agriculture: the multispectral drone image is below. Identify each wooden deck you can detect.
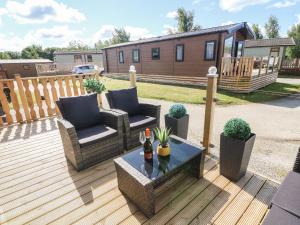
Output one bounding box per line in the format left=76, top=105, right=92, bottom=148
left=0, top=118, right=279, bottom=225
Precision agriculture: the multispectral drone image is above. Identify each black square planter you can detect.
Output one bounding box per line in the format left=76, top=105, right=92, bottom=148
left=220, top=133, right=256, bottom=181
left=165, top=114, right=189, bottom=139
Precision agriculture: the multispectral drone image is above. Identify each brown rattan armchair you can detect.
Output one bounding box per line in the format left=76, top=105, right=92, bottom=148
left=105, top=87, right=160, bottom=150
left=56, top=93, right=124, bottom=171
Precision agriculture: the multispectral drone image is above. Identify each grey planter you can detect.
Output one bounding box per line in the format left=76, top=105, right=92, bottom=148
left=165, top=114, right=189, bottom=139
left=220, top=133, right=256, bottom=181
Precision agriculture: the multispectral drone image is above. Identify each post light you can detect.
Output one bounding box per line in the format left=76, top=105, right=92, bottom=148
left=129, top=65, right=136, bottom=73
left=129, top=65, right=137, bottom=87
left=208, top=66, right=218, bottom=76
left=202, top=67, right=218, bottom=154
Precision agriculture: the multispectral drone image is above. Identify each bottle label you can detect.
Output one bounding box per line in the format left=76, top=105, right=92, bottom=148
left=144, top=152, right=153, bottom=160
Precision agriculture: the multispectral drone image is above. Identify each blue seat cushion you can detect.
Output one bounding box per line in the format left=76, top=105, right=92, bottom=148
left=77, top=125, right=118, bottom=147
left=262, top=205, right=300, bottom=225
left=108, top=88, right=139, bottom=116
left=271, top=171, right=300, bottom=218
left=59, top=93, right=101, bottom=130
left=129, top=115, right=156, bottom=130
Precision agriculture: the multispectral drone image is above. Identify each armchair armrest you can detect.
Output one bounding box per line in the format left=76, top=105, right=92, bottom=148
left=100, top=110, right=123, bottom=134
left=57, top=118, right=83, bottom=170
left=139, top=103, right=161, bottom=119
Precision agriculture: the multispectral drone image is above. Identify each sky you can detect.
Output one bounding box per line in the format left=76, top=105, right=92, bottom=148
left=0, top=0, right=299, bottom=51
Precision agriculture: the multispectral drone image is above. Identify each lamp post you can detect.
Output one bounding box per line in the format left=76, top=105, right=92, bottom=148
left=203, top=66, right=218, bottom=154
left=129, top=65, right=136, bottom=88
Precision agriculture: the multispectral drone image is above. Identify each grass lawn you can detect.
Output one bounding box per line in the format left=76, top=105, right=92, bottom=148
left=102, top=77, right=300, bottom=105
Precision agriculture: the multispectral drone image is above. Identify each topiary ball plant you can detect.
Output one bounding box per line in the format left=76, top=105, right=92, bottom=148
left=83, top=78, right=106, bottom=94
left=223, top=118, right=251, bottom=140
left=169, top=104, right=187, bottom=119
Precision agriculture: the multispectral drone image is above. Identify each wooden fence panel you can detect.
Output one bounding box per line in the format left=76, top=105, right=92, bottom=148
left=64, top=77, right=72, bottom=97
left=40, top=78, right=54, bottom=116
left=23, top=79, right=37, bottom=120
left=49, top=78, right=60, bottom=114
left=0, top=74, right=94, bottom=127
left=15, top=75, right=31, bottom=122
left=6, top=80, right=23, bottom=123
left=32, top=79, right=45, bottom=118
left=0, top=81, right=13, bottom=124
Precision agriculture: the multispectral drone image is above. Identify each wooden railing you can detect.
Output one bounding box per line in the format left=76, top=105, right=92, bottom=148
left=220, top=57, right=254, bottom=79
left=219, top=56, right=280, bottom=93
left=0, top=73, right=97, bottom=127
left=281, top=58, right=300, bottom=69
left=220, top=56, right=280, bottom=79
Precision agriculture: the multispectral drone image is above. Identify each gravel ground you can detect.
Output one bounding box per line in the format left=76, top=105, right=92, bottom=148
left=142, top=93, right=300, bottom=182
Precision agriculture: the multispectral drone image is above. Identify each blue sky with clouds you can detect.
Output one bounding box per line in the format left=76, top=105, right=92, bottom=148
left=0, top=0, right=299, bottom=51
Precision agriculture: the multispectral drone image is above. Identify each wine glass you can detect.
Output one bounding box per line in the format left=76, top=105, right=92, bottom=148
left=150, top=130, right=155, bottom=144
left=139, top=131, right=146, bottom=145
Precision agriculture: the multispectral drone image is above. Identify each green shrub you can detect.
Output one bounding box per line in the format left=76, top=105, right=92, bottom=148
left=154, top=127, right=171, bottom=147
left=169, top=104, right=187, bottom=119
left=83, top=78, right=106, bottom=94
left=223, top=118, right=251, bottom=140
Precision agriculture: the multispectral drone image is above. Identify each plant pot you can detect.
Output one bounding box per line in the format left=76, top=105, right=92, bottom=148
left=97, top=93, right=102, bottom=108
left=165, top=114, right=189, bottom=139
left=157, top=144, right=170, bottom=157
left=220, top=133, right=256, bottom=181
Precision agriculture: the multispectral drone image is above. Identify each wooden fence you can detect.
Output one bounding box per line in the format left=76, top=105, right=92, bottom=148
left=219, top=56, right=280, bottom=93
left=0, top=74, right=97, bottom=127
left=280, top=58, right=300, bottom=75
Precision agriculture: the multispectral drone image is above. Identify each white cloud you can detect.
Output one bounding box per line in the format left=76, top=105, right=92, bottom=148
left=92, top=25, right=155, bottom=43
left=0, top=8, right=7, bottom=25
left=32, top=25, right=82, bottom=40
left=268, top=0, right=299, bottom=8
left=0, top=25, right=83, bottom=51
left=221, top=21, right=235, bottom=26
left=4, top=0, right=85, bottom=24
left=297, top=14, right=300, bottom=23
left=166, top=10, right=177, bottom=18
left=219, top=0, right=271, bottom=12
left=192, top=0, right=201, bottom=4
left=162, top=24, right=176, bottom=35
left=124, top=26, right=154, bottom=40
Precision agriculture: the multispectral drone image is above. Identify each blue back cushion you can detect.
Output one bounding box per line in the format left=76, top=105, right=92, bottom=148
left=108, top=88, right=139, bottom=116
left=59, top=93, right=101, bottom=130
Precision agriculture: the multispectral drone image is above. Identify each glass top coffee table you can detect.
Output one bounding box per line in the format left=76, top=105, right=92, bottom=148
left=114, top=135, right=205, bottom=218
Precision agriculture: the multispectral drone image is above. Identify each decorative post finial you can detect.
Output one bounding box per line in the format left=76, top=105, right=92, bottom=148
left=129, top=65, right=137, bottom=88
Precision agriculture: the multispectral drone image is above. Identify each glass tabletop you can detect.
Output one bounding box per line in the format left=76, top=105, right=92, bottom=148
left=122, top=137, right=202, bottom=181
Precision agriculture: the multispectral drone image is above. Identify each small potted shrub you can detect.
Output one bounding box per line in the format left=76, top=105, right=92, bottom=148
left=154, top=127, right=171, bottom=157
left=220, top=118, right=256, bottom=181
left=165, top=104, right=189, bottom=139
left=83, top=78, right=106, bottom=107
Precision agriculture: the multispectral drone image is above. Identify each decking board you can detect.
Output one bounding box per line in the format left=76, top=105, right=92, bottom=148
left=0, top=119, right=280, bottom=225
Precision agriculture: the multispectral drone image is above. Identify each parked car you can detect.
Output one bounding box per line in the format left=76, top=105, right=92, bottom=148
left=72, top=65, right=103, bottom=75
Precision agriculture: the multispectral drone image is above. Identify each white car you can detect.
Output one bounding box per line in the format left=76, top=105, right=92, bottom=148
left=72, top=65, right=103, bottom=75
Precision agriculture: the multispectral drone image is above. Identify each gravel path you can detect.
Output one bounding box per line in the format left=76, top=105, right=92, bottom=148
left=143, top=93, right=300, bottom=182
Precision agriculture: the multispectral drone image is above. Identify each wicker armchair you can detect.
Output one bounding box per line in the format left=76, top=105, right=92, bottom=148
left=106, top=88, right=161, bottom=150
left=293, top=148, right=300, bottom=173
left=56, top=94, right=124, bottom=171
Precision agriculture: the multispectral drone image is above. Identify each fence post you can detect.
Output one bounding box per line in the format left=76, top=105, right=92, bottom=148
left=129, top=65, right=136, bottom=88
left=15, top=74, right=31, bottom=122
left=203, top=67, right=218, bottom=154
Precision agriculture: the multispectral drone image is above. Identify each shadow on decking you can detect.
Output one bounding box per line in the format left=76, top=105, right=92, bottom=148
left=0, top=117, right=57, bottom=143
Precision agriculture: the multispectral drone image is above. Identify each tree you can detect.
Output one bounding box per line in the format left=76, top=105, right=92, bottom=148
left=110, top=28, right=130, bottom=45
left=94, top=40, right=111, bottom=49
left=66, top=40, right=90, bottom=50
left=41, top=47, right=60, bottom=60
left=176, top=8, right=201, bottom=33
left=264, top=15, right=280, bottom=38
left=0, top=52, right=11, bottom=59
left=21, top=45, right=43, bottom=59
left=286, top=23, right=300, bottom=59
left=252, top=24, right=263, bottom=39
